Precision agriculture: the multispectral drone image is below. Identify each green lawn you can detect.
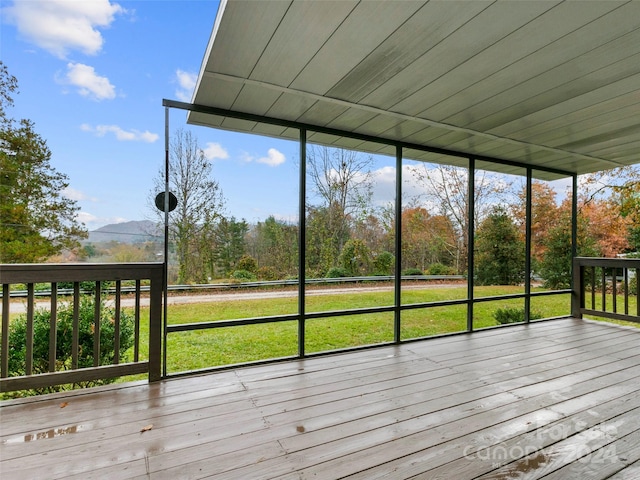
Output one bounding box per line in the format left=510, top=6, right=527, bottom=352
left=149, top=285, right=581, bottom=374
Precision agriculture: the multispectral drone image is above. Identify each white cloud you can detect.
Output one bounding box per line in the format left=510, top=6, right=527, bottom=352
left=81, top=123, right=159, bottom=142
left=78, top=211, right=128, bottom=228
left=64, top=63, right=116, bottom=100
left=239, top=152, right=254, bottom=164
left=257, top=148, right=286, bottom=167
left=240, top=148, right=286, bottom=167
left=203, top=142, right=228, bottom=161
left=77, top=211, right=99, bottom=224
left=175, top=69, right=197, bottom=102
left=63, top=187, right=97, bottom=202
left=4, top=0, right=125, bottom=58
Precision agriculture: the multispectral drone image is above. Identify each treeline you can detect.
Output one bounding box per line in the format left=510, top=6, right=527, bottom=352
left=106, top=177, right=636, bottom=289
left=145, top=134, right=639, bottom=287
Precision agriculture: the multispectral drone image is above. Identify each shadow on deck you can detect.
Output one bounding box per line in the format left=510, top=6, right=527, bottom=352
left=2, top=318, right=640, bottom=479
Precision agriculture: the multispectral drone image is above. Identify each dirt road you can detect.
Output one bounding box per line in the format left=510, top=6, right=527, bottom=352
left=2, top=283, right=456, bottom=314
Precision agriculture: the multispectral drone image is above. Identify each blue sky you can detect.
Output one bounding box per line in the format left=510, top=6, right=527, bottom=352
left=2, top=0, right=573, bottom=233
left=1, top=0, right=309, bottom=230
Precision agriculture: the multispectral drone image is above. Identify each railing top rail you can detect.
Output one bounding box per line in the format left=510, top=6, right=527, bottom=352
left=0, top=262, right=164, bottom=284
left=574, top=257, right=640, bottom=268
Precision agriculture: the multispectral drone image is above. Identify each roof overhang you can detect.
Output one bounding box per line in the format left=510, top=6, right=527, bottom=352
left=187, top=0, right=640, bottom=180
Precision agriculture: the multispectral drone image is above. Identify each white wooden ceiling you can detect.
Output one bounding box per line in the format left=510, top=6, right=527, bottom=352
left=188, top=0, right=640, bottom=179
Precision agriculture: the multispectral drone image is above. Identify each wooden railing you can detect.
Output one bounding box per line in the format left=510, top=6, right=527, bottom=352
left=572, top=257, right=640, bottom=323
left=0, top=263, right=163, bottom=393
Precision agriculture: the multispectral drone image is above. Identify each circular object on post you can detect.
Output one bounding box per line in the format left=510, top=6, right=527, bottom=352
left=155, top=192, right=178, bottom=212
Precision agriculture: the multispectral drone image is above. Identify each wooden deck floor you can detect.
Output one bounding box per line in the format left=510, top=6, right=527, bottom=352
left=2, top=318, right=640, bottom=479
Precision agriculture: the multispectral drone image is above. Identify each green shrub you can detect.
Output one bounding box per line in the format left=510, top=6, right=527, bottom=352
left=7, top=296, right=134, bottom=396
left=237, top=255, right=258, bottom=273
left=427, top=263, right=455, bottom=275
left=57, top=281, right=113, bottom=293
left=339, top=239, right=371, bottom=276
left=231, top=269, right=257, bottom=281
left=256, top=266, right=279, bottom=281
left=494, top=307, right=543, bottom=325
left=403, top=268, right=423, bottom=276
left=326, top=267, right=348, bottom=278
left=373, top=251, right=395, bottom=276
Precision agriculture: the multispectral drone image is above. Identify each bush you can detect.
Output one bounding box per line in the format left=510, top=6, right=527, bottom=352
left=427, top=263, right=455, bottom=276
left=256, top=266, right=279, bottom=281
left=7, top=296, right=134, bottom=395
left=326, top=267, right=348, bottom=278
left=237, top=255, right=258, bottom=273
left=494, top=307, right=543, bottom=325
left=230, top=269, right=257, bottom=281
left=339, top=239, right=371, bottom=276
left=57, top=281, right=113, bottom=293
left=373, top=251, right=395, bottom=276
left=403, top=268, right=423, bottom=276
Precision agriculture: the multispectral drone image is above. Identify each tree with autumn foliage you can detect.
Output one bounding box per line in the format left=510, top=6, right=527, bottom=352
left=579, top=166, right=640, bottom=255
left=400, top=207, right=457, bottom=273
left=579, top=198, right=630, bottom=257
left=513, top=181, right=561, bottom=268
left=409, top=164, right=514, bottom=273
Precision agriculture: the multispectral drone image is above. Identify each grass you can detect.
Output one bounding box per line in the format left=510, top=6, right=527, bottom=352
left=157, top=285, right=577, bottom=373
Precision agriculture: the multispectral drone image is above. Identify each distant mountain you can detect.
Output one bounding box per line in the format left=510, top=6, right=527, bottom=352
left=86, top=220, right=162, bottom=244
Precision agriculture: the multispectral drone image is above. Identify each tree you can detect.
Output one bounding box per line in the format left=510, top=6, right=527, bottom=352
left=474, top=207, right=525, bottom=285
left=617, top=178, right=640, bottom=251
left=305, top=205, right=345, bottom=276
left=579, top=166, right=640, bottom=254
left=539, top=200, right=600, bottom=289
left=607, top=168, right=640, bottom=253
left=247, top=216, right=298, bottom=279
left=513, top=181, right=560, bottom=266
left=400, top=207, right=457, bottom=272
left=409, top=164, right=514, bottom=273
left=339, top=238, right=371, bottom=276
left=212, top=216, right=248, bottom=276
left=151, top=129, right=225, bottom=283
left=580, top=198, right=630, bottom=257
left=306, top=145, right=374, bottom=265
left=0, top=62, right=87, bottom=262
left=352, top=212, right=390, bottom=258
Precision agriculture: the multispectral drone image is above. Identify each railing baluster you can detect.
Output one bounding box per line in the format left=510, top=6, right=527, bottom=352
left=72, top=282, right=80, bottom=370
left=591, top=266, right=595, bottom=309
left=94, top=281, right=101, bottom=367
left=601, top=267, right=606, bottom=313
left=637, top=267, right=640, bottom=318
left=612, top=267, right=617, bottom=313
left=624, top=267, right=629, bottom=316
left=114, top=280, right=121, bottom=364
left=49, top=283, right=57, bottom=372
left=26, top=283, right=34, bottom=376
left=134, top=279, right=141, bottom=363
left=2, top=284, right=9, bottom=378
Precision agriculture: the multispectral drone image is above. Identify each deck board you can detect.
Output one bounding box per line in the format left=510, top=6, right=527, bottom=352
left=2, top=318, right=640, bottom=479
